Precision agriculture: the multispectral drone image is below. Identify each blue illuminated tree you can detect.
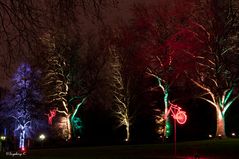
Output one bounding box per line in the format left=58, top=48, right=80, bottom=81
left=1, top=63, right=43, bottom=150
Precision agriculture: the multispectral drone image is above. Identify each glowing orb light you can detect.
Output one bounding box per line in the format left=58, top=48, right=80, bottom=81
left=0, top=136, right=6, bottom=140
left=39, top=134, right=46, bottom=141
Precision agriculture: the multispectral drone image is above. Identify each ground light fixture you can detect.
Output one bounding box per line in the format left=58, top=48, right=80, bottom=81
left=0, top=135, right=6, bottom=141
left=39, top=134, right=46, bottom=141
left=231, top=132, right=236, bottom=137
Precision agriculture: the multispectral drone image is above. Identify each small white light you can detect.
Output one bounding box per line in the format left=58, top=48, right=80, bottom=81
left=218, top=134, right=222, bottom=137
left=0, top=136, right=6, bottom=140
left=39, top=134, right=46, bottom=141
left=232, top=133, right=236, bottom=137
left=209, top=134, right=213, bottom=138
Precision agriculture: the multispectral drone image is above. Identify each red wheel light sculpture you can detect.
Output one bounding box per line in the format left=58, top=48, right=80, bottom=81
left=175, top=111, right=187, bottom=125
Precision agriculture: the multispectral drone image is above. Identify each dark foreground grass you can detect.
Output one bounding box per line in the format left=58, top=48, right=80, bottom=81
left=1, top=138, right=239, bottom=159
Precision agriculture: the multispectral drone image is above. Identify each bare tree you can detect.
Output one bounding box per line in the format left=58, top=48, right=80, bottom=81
left=0, top=0, right=43, bottom=74
left=108, top=43, right=131, bottom=142
left=128, top=2, right=195, bottom=139
left=0, top=63, right=43, bottom=150
left=179, top=0, right=239, bottom=138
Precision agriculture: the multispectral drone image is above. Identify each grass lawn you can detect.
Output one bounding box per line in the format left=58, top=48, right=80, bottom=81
left=1, top=138, right=239, bottom=159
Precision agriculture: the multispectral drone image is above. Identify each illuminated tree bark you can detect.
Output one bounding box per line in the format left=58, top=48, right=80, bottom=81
left=41, top=0, right=117, bottom=139
left=41, top=34, right=72, bottom=140
left=109, top=45, right=131, bottom=142
left=216, top=107, right=225, bottom=137
left=174, top=0, right=239, bottom=138
left=147, top=70, right=171, bottom=138
left=1, top=63, right=43, bottom=150
left=128, top=2, right=196, bottom=139
left=190, top=79, right=238, bottom=137
left=69, top=97, right=87, bottom=137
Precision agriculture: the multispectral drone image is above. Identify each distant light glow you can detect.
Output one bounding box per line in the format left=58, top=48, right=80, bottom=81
left=20, top=147, right=26, bottom=153
left=232, top=133, right=236, bottom=137
left=39, top=134, right=46, bottom=141
left=209, top=134, right=213, bottom=138
left=0, top=136, right=6, bottom=140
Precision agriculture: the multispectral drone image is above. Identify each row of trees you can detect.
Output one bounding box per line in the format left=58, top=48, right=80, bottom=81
left=0, top=0, right=239, bottom=150
left=123, top=0, right=239, bottom=138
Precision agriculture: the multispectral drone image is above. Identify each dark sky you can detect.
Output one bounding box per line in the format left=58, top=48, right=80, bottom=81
left=0, top=0, right=161, bottom=89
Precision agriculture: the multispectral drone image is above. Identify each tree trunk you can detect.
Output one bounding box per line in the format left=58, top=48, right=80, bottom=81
left=55, top=115, right=72, bottom=140
left=216, top=107, right=226, bottom=138
left=125, top=123, right=130, bottom=142
left=164, top=87, right=171, bottom=138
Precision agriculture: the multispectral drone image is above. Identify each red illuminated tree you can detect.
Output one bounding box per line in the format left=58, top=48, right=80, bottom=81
left=128, top=1, right=196, bottom=138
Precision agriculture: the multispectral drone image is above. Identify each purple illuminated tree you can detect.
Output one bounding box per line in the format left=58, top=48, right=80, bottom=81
left=1, top=63, right=43, bottom=150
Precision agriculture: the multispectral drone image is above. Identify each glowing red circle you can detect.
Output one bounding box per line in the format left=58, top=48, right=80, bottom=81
left=175, top=111, right=187, bottom=125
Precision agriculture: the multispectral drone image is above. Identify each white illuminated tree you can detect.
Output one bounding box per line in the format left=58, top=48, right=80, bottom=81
left=109, top=44, right=131, bottom=142
left=41, top=34, right=72, bottom=140
left=174, top=0, right=239, bottom=138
